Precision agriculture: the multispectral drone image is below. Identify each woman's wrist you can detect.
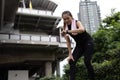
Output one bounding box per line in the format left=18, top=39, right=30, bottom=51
left=66, top=30, right=69, bottom=34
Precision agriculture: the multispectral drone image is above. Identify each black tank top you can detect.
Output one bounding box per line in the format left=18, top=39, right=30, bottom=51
left=67, top=21, right=93, bottom=45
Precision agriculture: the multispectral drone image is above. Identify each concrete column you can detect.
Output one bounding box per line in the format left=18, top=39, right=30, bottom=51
left=1, top=0, right=5, bottom=30
left=22, top=0, right=26, bottom=8
left=56, top=61, right=60, bottom=77
left=45, top=62, right=52, bottom=77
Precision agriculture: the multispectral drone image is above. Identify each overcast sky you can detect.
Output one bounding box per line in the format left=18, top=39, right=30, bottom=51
left=52, top=0, right=120, bottom=19
left=50, top=0, right=120, bottom=76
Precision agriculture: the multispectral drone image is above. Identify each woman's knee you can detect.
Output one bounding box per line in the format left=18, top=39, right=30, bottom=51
left=69, top=59, right=76, bottom=65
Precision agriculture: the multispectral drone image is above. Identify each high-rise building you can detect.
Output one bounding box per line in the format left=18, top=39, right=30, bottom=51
left=78, top=0, right=101, bottom=34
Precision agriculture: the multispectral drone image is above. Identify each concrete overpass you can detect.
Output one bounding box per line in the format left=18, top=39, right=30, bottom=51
left=0, top=0, right=75, bottom=80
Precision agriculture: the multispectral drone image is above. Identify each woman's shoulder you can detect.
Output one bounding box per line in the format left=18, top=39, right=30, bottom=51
left=75, top=20, right=83, bottom=26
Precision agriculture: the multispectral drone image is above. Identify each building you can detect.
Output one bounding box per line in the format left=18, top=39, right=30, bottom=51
left=78, top=0, right=101, bottom=34
left=0, top=0, right=74, bottom=80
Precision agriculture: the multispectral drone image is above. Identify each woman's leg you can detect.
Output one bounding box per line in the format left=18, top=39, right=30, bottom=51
left=83, top=41, right=95, bottom=80
left=69, top=45, right=83, bottom=80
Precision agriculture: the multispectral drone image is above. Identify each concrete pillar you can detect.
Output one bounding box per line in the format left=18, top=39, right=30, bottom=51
left=56, top=61, right=60, bottom=77
left=22, top=0, right=26, bottom=8
left=1, top=0, right=5, bottom=30
left=45, top=62, right=52, bottom=77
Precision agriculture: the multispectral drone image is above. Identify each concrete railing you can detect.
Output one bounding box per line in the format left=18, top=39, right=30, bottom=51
left=0, top=33, right=75, bottom=47
left=17, top=8, right=53, bottom=16
left=0, top=33, right=58, bottom=42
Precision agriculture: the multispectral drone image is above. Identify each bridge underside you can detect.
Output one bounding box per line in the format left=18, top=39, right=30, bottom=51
left=0, top=41, right=68, bottom=79
left=0, top=0, right=68, bottom=80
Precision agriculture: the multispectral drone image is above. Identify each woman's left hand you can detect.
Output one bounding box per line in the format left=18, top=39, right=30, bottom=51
left=61, top=30, right=66, bottom=36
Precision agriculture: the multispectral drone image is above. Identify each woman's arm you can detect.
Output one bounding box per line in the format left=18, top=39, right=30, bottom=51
left=61, top=22, right=72, bottom=54
left=64, top=34, right=72, bottom=55
left=64, top=34, right=74, bottom=61
left=61, top=22, right=74, bottom=61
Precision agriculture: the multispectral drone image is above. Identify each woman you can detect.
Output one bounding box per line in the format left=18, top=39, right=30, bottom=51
left=61, top=11, right=95, bottom=80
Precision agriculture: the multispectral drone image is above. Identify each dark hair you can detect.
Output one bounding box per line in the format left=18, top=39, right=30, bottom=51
left=62, top=10, right=73, bottom=18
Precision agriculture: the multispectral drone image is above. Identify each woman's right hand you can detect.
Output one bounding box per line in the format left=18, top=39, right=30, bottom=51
left=67, top=54, right=74, bottom=62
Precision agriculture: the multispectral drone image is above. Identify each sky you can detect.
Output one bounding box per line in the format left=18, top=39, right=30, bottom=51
left=50, top=0, right=120, bottom=76
left=52, top=0, right=120, bottom=19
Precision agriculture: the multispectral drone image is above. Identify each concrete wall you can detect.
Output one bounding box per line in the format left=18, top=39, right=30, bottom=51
left=8, top=70, right=28, bottom=80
